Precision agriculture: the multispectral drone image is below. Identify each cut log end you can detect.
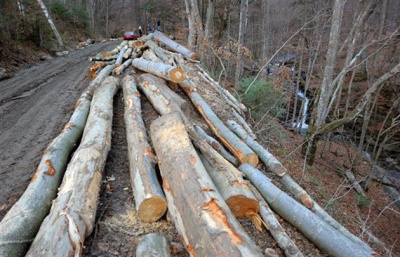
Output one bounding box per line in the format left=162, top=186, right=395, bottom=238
left=242, top=154, right=259, bottom=167
left=189, top=53, right=199, bottom=60
left=226, top=196, right=259, bottom=217
left=169, top=68, right=186, bottom=83
left=138, top=196, right=168, bottom=222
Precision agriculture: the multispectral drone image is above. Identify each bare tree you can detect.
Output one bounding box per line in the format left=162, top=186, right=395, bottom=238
left=36, top=0, right=64, bottom=46
left=234, top=0, right=249, bottom=88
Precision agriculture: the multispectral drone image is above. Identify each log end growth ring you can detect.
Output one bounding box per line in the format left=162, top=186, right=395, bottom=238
left=169, top=67, right=187, bottom=83
left=226, top=196, right=259, bottom=217
left=138, top=196, right=168, bottom=222
left=242, top=154, right=259, bottom=167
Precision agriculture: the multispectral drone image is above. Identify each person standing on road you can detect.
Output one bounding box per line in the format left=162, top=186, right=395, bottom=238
left=147, top=24, right=152, bottom=34
left=138, top=26, right=143, bottom=37
left=156, top=19, right=161, bottom=31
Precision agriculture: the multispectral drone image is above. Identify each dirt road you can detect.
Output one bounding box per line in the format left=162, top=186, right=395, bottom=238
left=0, top=41, right=116, bottom=218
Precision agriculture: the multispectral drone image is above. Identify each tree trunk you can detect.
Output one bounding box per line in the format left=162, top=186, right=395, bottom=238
left=153, top=30, right=198, bottom=60
left=183, top=0, right=196, bottom=48
left=150, top=112, right=263, bottom=257
left=137, top=74, right=186, bottom=115
left=204, top=0, right=215, bottom=41
left=26, top=77, right=119, bottom=257
left=194, top=124, right=238, bottom=166
left=36, top=0, right=64, bottom=47
left=234, top=0, right=249, bottom=88
left=142, top=49, right=163, bottom=63
left=228, top=120, right=372, bottom=249
left=115, top=47, right=126, bottom=65
left=179, top=79, right=259, bottom=166
left=132, top=58, right=186, bottom=83
left=113, top=59, right=132, bottom=75
left=315, top=0, right=345, bottom=126
left=122, top=75, right=167, bottom=222
left=197, top=151, right=258, bottom=217
left=123, top=47, right=133, bottom=59
left=0, top=65, right=114, bottom=257
left=239, top=164, right=375, bottom=257
left=145, top=40, right=171, bottom=63
left=261, top=0, right=269, bottom=61
left=136, top=233, right=171, bottom=257
left=249, top=186, right=304, bottom=257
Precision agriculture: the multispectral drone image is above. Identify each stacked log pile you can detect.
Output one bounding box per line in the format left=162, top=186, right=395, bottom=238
left=0, top=32, right=375, bottom=257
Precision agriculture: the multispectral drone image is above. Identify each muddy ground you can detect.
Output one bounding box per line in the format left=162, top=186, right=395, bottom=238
left=0, top=41, right=399, bottom=257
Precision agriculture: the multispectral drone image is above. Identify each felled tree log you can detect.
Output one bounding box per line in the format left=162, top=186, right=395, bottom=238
left=150, top=112, right=263, bottom=257
left=123, top=47, right=133, bottom=59
left=227, top=120, right=372, bottom=250
left=137, top=74, right=186, bottom=115
left=26, top=77, right=119, bottom=257
left=179, top=79, right=258, bottom=166
left=199, top=155, right=258, bottom=217
left=195, top=63, right=247, bottom=112
left=89, top=55, right=118, bottom=62
left=249, top=185, right=304, bottom=257
left=115, top=47, right=126, bottom=65
left=122, top=75, right=167, bottom=222
left=194, top=124, right=238, bottom=166
left=239, top=164, right=375, bottom=257
left=231, top=109, right=257, bottom=139
left=0, top=65, right=114, bottom=257
left=132, top=58, right=186, bottom=83
left=146, top=40, right=171, bottom=63
left=89, top=62, right=106, bottom=78
left=136, top=233, right=171, bottom=257
left=142, top=49, right=163, bottom=63
left=113, top=59, right=132, bottom=75
left=153, top=30, right=198, bottom=60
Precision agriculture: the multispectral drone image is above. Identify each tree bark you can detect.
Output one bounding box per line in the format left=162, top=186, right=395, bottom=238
left=239, top=164, right=375, bottom=257
left=249, top=185, right=304, bottom=257
left=198, top=153, right=258, bottom=218
left=115, top=47, right=126, bottom=65
left=150, top=112, right=263, bottom=257
left=113, top=59, right=132, bottom=75
left=137, top=74, right=186, bottom=115
left=228, top=120, right=372, bottom=249
left=36, top=0, right=64, bottom=47
left=0, top=65, right=114, bottom=257
left=145, top=40, right=171, bottom=63
left=136, top=233, right=171, bottom=257
left=132, top=58, right=186, bottom=83
left=153, top=30, right=198, bottom=60
left=122, top=75, right=167, bottom=222
left=179, top=79, right=258, bottom=166
left=234, top=0, right=249, bottom=88
left=26, top=77, right=119, bottom=257
left=123, top=47, right=133, bottom=59
left=194, top=124, right=238, bottom=166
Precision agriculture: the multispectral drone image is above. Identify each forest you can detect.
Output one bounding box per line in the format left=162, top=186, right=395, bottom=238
left=0, top=0, right=399, bottom=256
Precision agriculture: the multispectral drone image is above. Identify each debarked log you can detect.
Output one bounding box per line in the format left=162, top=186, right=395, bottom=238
left=0, top=66, right=114, bottom=257
left=137, top=74, right=186, bottom=115
left=153, top=30, right=198, bottom=60
left=136, top=233, right=171, bottom=257
left=227, top=120, right=372, bottom=251
left=150, top=112, right=263, bottom=257
left=132, top=58, right=186, bottom=83
left=179, top=79, right=258, bottom=166
left=239, top=164, right=375, bottom=257
left=26, top=77, right=119, bottom=257
left=122, top=75, right=167, bottom=222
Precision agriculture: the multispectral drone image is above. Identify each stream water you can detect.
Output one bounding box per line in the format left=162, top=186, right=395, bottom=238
left=292, top=90, right=309, bottom=135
